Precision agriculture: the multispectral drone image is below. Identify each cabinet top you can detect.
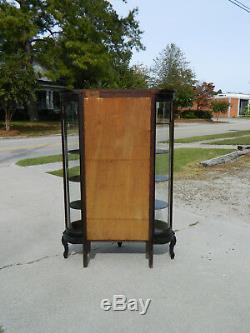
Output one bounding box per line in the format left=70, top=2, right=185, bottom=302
left=72, top=88, right=175, bottom=100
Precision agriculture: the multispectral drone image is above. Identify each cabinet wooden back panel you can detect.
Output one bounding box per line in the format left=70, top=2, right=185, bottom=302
left=83, top=95, right=153, bottom=241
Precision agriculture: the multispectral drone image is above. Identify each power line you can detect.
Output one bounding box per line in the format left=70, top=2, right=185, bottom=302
left=228, top=0, right=250, bottom=13
left=233, top=0, right=250, bottom=10
left=229, top=0, right=250, bottom=11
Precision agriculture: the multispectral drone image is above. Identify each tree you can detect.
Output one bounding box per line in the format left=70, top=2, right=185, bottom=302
left=0, top=55, right=37, bottom=130
left=116, top=63, right=150, bottom=88
left=216, top=89, right=223, bottom=95
left=151, top=43, right=196, bottom=111
left=211, top=100, right=229, bottom=121
left=194, top=82, right=215, bottom=111
left=0, top=0, right=144, bottom=126
left=38, top=0, right=144, bottom=88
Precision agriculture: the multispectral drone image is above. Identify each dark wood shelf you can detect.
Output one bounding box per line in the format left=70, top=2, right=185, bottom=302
left=69, top=200, right=81, bottom=210
left=155, top=199, right=168, bottom=210
left=156, top=148, right=168, bottom=154
left=70, top=199, right=168, bottom=211
left=68, top=175, right=81, bottom=183
left=68, top=149, right=79, bottom=154
left=153, top=220, right=175, bottom=244
left=155, top=175, right=169, bottom=182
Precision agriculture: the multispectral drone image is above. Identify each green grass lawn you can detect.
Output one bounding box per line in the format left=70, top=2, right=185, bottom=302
left=155, top=148, right=233, bottom=175
left=46, top=148, right=233, bottom=179
left=174, top=130, right=250, bottom=143
left=49, top=165, right=80, bottom=177
left=16, top=154, right=79, bottom=166
left=0, top=121, right=61, bottom=137
left=206, top=136, right=250, bottom=146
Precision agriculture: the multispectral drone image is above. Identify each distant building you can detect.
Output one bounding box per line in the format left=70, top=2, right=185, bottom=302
left=31, top=64, right=65, bottom=120
left=36, top=79, right=63, bottom=114
left=0, top=63, right=65, bottom=121
left=214, top=93, right=250, bottom=118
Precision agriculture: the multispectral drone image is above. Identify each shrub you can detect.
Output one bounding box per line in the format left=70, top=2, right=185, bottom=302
left=180, top=110, right=212, bottom=119
left=211, top=100, right=229, bottom=121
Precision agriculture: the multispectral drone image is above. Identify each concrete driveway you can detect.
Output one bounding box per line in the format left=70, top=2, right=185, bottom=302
left=0, top=167, right=250, bottom=332
left=0, top=119, right=250, bottom=332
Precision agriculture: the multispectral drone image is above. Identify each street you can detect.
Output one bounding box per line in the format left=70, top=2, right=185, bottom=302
left=1, top=118, right=250, bottom=167
left=157, top=117, right=250, bottom=142
left=0, top=135, right=62, bottom=167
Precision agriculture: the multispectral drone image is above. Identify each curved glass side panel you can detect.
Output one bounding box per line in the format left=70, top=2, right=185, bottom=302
left=155, top=124, right=170, bottom=225
left=155, top=95, right=174, bottom=230
left=62, top=95, right=81, bottom=229
left=156, top=101, right=171, bottom=124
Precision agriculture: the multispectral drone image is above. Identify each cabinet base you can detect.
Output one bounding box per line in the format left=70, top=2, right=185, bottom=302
left=62, top=221, right=83, bottom=258
left=61, top=220, right=177, bottom=260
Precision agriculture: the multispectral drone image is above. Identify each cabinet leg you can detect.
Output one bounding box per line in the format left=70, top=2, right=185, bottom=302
left=62, top=237, right=69, bottom=259
left=169, top=235, right=176, bottom=259
left=145, top=241, right=149, bottom=258
left=148, top=242, right=153, bottom=268
left=83, top=243, right=89, bottom=267
left=87, top=241, right=91, bottom=253
left=117, top=242, right=122, bottom=248
left=83, top=253, right=88, bottom=267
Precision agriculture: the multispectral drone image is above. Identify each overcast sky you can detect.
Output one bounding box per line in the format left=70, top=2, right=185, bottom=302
left=111, top=0, right=250, bottom=93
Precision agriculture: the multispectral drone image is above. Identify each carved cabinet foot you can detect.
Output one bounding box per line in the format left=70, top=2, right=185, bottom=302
left=62, top=237, right=69, bottom=259
left=169, top=235, right=176, bottom=259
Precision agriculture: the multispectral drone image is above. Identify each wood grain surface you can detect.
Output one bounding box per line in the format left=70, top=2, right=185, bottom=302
left=83, top=97, right=152, bottom=240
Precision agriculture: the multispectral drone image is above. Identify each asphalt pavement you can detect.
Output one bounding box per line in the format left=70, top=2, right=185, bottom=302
left=0, top=135, right=62, bottom=167
left=1, top=118, right=250, bottom=167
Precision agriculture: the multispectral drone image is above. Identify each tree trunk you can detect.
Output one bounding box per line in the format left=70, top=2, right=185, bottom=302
left=5, top=109, right=12, bottom=131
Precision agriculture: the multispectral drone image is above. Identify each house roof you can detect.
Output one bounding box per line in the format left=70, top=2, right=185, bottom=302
left=215, top=93, right=250, bottom=100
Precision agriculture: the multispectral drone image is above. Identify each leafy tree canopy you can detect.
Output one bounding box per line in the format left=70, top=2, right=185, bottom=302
left=0, top=0, right=144, bottom=87
left=116, top=63, right=150, bottom=88
left=194, top=81, right=215, bottom=111
left=0, top=54, right=37, bottom=130
left=211, top=100, right=229, bottom=113
left=211, top=99, right=229, bottom=121
left=0, top=0, right=144, bottom=129
left=151, top=43, right=196, bottom=109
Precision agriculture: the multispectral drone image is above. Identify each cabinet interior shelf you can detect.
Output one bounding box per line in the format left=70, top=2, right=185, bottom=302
left=68, top=149, right=80, bottom=155
left=70, top=200, right=81, bottom=210
left=68, top=175, right=169, bottom=183
left=155, top=199, right=168, bottom=210
left=156, top=122, right=170, bottom=125
left=156, top=148, right=168, bottom=154
left=69, top=148, right=168, bottom=155
left=70, top=199, right=168, bottom=211
left=155, top=175, right=169, bottom=182
left=68, top=175, right=81, bottom=183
